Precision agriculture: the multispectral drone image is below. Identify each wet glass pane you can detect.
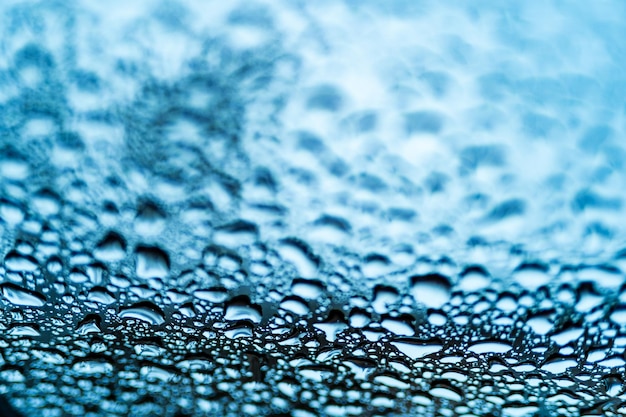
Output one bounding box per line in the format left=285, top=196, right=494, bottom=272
left=1, top=1, right=626, bottom=416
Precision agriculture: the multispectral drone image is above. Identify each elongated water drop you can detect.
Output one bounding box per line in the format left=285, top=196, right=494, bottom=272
left=120, top=302, right=165, bottom=325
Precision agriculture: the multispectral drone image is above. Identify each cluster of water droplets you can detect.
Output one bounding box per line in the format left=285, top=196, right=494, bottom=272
left=2, top=1, right=626, bottom=416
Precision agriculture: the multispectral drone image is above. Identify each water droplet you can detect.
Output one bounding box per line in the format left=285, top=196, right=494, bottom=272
left=224, top=297, right=262, bottom=324
left=278, top=239, right=318, bottom=278
left=511, top=262, right=550, bottom=290
left=87, top=287, right=116, bottom=304
left=551, top=327, right=584, bottom=346
left=374, top=375, right=409, bottom=389
left=512, top=363, right=536, bottom=372
left=610, top=307, right=626, bottom=325
left=94, top=232, right=126, bottom=262
left=440, top=370, right=468, bottom=382
left=0, top=200, right=25, bottom=225
left=602, top=375, right=623, bottom=396
left=381, top=317, right=414, bottom=336
left=135, top=201, right=166, bottom=235
left=280, top=297, right=310, bottom=315
left=362, top=253, right=391, bottom=278
left=586, top=348, right=606, bottom=362
left=0, top=284, right=46, bottom=307
left=541, top=358, right=578, bottom=374
left=291, top=279, right=324, bottom=300
left=8, top=324, right=40, bottom=337
left=214, top=220, right=258, bottom=247
left=32, top=349, right=65, bottom=365
left=575, top=284, right=604, bottom=312
left=526, top=315, right=553, bottom=335
left=409, top=273, right=452, bottom=309
left=0, top=369, right=25, bottom=383
left=372, top=285, right=399, bottom=314
left=140, top=366, right=175, bottom=382
left=458, top=265, right=490, bottom=292
left=313, top=311, right=348, bottom=342
left=4, top=251, right=38, bottom=272
left=428, top=311, right=447, bottom=326
left=597, top=357, right=626, bottom=368
left=391, top=338, right=442, bottom=359
left=225, top=325, right=253, bottom=339
left=410, top=394, right=433, bottom=406
left=119, top=302, right=165, bottom=325
left=468, top=341, right=512, bottom=354
left=277, top=381, right=298, bottom=397
left=76, top=315, right=101, bottom=335
left=72, top=358, right=113, bottom=375
left=578, top=265, right=622, bottom=289
left=135, top=246, right=170, bottom=279
left=32, top=189, right=61, bottom=216
left=502, top=405, right=539, bottom=417
left=349, top=310, right=370, bottom=328
left=429, top=384, right=462, bottom=402
left=194, top=288, right=228, bottom=303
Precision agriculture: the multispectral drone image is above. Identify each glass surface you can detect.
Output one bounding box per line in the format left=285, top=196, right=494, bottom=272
left=1, top=1, right=626, bottom=416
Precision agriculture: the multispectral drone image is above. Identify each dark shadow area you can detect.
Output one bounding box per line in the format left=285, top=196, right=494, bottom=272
left=0, top=396, right=23, bottom=417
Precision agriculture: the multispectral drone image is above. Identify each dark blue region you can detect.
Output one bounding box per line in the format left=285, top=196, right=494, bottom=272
left=0, top=396, right=22, bottom=417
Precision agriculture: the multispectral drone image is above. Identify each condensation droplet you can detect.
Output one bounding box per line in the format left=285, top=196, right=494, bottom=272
left=119, top=302, right=165, bottom=325
left=135, top=246, right=170, bottom=279
left=1, top=284, right=46, bottom=307
left=391, top=339, right=442, bottom=359
left=94, top=232, right=126, bottom=262
left=468, top=341, right=513, bottom=355
left=409, top=274, right=452, bottom=309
